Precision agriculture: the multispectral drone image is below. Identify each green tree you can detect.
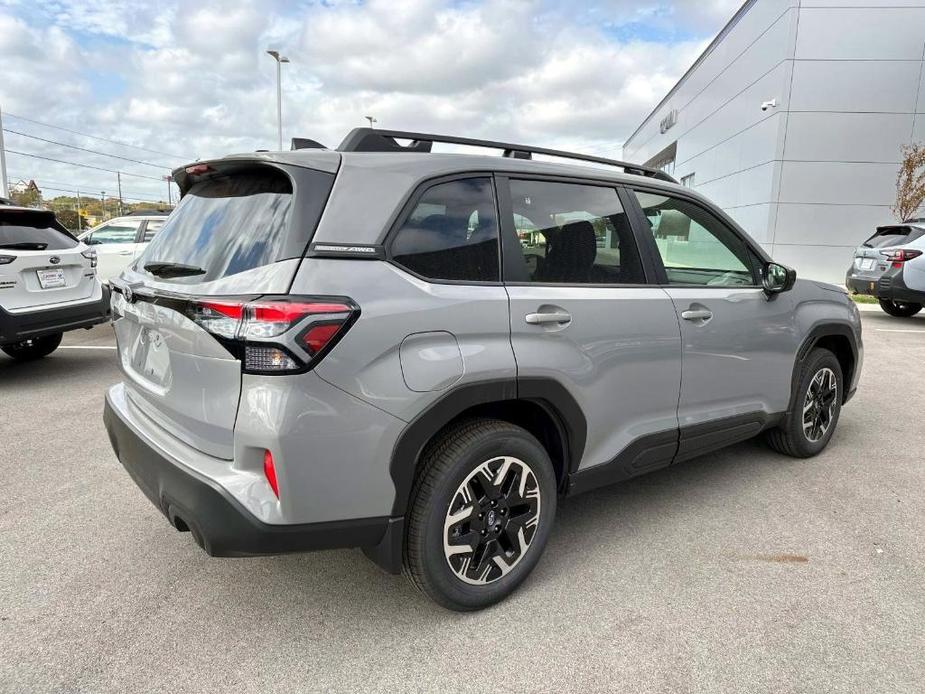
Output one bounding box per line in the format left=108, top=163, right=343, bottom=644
left=10, top=186, right=43, bottom=208
left=55, top=208, right=87, bottom=231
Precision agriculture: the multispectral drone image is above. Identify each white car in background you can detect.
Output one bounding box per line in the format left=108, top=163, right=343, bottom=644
left=78, top=211, right=170, bottom=283
left=1, top=205, right=109, bottom=361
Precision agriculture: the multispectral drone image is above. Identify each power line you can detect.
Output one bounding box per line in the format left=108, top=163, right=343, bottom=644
left=3, top=128, right=173, bottom=169
left=8, top=172, right=165, bottom=201
left=34, top=184, right=167, bottom=204
left=4, top=112, right=188, bottom=160
left=7, top=166, right=173, bottom=199
left=4, top=149, right=165, bottom=181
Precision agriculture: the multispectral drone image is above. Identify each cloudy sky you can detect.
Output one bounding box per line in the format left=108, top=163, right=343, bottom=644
left=0, top=0, right=740, bottom=205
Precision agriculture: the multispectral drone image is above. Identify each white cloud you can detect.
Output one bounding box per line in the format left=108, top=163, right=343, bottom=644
left=0, top=0, right=730, bottom=203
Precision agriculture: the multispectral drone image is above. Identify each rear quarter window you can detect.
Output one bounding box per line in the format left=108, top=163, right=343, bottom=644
left=138, top=166, right=333, bottom=282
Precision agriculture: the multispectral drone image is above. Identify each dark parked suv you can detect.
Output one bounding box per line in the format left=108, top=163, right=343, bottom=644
left=104, top=129, right=862, bottom=610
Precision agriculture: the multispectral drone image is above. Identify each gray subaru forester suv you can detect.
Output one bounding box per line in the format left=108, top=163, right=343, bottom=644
left=104, top=129, right=863, bottom=611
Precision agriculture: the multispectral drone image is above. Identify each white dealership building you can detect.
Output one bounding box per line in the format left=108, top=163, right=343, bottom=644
left=622, top=0, right=925, bottom=283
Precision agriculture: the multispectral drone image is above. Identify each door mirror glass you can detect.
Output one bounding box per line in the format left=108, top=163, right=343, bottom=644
left=763, top=262, right=796, bottom=294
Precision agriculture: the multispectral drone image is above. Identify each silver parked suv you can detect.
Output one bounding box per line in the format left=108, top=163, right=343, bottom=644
left=104, top=129, right=863, bottom=610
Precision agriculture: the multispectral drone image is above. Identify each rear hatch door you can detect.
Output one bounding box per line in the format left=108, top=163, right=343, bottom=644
left=112, top=160, right=337, bottom=459
left=0, top=208, right=94, bottom=310
left=853, top=225, right=925, bottom=280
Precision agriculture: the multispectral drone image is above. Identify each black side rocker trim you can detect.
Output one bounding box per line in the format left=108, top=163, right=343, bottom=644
left=567, top=411, right=784, bottom=496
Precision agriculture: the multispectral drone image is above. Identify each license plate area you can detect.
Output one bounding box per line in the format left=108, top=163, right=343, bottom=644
left=129, top=326, right=172, bottom=387
left=859, top=258, right=875, bottom=271
left=36, top=268, right=66, bottom=289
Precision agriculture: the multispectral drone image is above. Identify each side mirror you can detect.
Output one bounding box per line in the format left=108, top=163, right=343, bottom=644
left=763, top=262, right=796, bottom=296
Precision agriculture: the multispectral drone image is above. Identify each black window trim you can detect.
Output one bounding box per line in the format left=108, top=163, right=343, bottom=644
left=496, top=173, right=655, bottom=288
left=623, top=182, right=772, bottom=289
left=382, top=171, right=504, bottom=286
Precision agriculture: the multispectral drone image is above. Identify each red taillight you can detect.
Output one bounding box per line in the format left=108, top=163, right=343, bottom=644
left=199, top=300, right=245, bottom=319
left=251, top=301, right=350, bottom=323
left=881, top=248, right=923, bottom=268
left=303, top=323, right=341, bottom=354
left=187, top=296, right=357, bottom=374
left=185, top=164, right=212, bottom=175
left=263, top=450, right=279, bottom=498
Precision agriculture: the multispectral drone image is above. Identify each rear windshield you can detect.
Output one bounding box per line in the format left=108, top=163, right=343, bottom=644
left=863, top=226, right=925, bottom=248
left=0, top=212, right=77, bottom=251
left=138, top=166, right=333, bottom=282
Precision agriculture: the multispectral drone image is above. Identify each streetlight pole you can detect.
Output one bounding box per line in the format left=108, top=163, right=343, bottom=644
left=266, top=50, right=290, bottom=150
left=76, top=187, right=82, bottom=233
left=117, top=172, right=124, bottom=216
left=365, top=115, right=378, bottom=128
left=0, top=104, right=9, bottom=198
left=100, top=191, right=106, bottom=222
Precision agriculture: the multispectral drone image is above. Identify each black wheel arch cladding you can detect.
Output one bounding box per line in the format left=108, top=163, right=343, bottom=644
left=387, top=377, right=586, bottom=516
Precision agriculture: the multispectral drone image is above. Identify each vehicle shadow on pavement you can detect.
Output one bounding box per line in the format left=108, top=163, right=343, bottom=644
left=232, top=435, right=804, bottom=618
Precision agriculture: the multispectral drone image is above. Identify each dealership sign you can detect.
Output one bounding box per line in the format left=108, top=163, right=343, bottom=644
left=659, top=109, right=678, bottom=134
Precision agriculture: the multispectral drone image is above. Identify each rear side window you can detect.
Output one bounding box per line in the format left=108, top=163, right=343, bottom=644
left=863, top=226, right=925, bottom=249
left=391, top=177, right=500, bottom=282
left=142, top=220, right=165, bottom=242
left=139, top=166, right=331, bottom=282
left=0, top=212, right=77, bottom=251
left=505, top=179, right=645, bottom=284
left=87, top=220, right=142, bottom=245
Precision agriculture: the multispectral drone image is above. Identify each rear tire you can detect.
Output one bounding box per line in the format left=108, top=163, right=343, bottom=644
left=765, top=348, right=842, bottom=458
left=1, top=332, right=63, bottom=361
left=879, top=299, right=922, bottom=317
left=403, top=418, right=557, bottom=611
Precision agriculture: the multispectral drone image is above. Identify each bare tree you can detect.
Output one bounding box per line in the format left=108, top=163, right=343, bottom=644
left=893, top=142, right=925, bottom=222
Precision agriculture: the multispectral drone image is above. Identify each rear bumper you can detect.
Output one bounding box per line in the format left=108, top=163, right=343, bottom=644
left=846, top=276, right=879, bottom=296
left=0, top=285, right=110, bottom=344
left=877, top=271, right=925, bottom=305
left=103, top=385, right=391, bottom=558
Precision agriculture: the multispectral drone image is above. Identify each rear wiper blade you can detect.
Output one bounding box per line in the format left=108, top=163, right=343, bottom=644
left=861, top=243, right=873, bottom=248
left=0, top=241, right=48, bottom=250
left=144, top=261, right=207, bottom=278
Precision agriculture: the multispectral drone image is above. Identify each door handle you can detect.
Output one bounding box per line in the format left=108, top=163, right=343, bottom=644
left=681, top=309, right=713, bottom=321
left=525, top=311, right=572, bottom=325
left=118, top=250, right=133, bottom=256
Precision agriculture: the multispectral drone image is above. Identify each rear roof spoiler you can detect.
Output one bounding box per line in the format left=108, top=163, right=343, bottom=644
left=333, top=127, right=678, bottom=183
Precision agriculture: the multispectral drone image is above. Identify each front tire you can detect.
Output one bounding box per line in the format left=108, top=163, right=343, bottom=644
left=1, top=332, right=63, bottom=361
left=765, top=348, right=843, bottom=458
left=879, top=299, right=922, bottom=317
left=403, top=418, right=557, bottom=611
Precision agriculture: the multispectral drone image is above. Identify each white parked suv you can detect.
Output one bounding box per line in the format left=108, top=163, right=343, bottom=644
left=79, top=211, right=169, bottom=283
left=0, top=205, right=109, bottom=360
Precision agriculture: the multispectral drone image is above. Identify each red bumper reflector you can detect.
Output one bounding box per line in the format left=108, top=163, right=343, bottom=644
left=263, top=450, right=279, bottom=498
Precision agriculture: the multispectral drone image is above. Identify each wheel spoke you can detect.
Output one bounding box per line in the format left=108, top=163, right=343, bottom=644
left=443, top=455, right=542, bottom=586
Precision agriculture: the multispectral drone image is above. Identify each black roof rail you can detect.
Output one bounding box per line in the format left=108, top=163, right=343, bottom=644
left=336, top=127, right=678, bottom=183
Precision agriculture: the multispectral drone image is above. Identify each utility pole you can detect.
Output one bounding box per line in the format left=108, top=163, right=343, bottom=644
left=164, top=175, right=172, bottom=207
left=100, top=191, right=106, bottom=222
left=0, top=104, right=9, bottom=198
left=266, top=50, right=290, bottom=150
left=117, top=172, right=124, bottom=216
left=76, top=188, right=82, bottom=233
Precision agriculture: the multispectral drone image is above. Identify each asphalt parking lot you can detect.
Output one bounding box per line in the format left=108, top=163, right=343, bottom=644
left=2, top=309, right=924, bottom=693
